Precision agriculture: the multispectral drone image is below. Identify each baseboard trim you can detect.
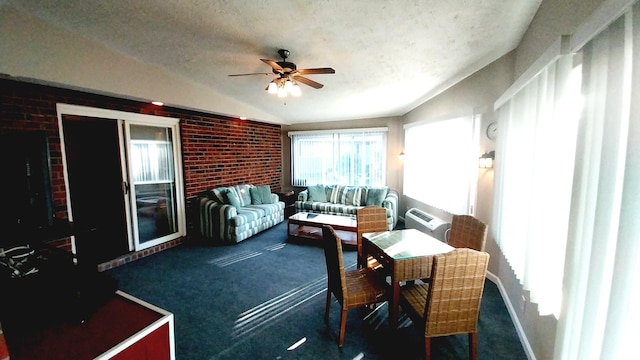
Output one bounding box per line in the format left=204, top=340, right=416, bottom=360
left=486, top=271, right=537, bottom=360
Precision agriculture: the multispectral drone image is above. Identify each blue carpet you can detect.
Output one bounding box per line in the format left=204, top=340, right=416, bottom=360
left=107, top=221, right=527, bottom=359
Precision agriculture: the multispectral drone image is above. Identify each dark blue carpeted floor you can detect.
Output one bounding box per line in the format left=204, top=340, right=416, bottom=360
left=107, top=221, right=527, bottom=359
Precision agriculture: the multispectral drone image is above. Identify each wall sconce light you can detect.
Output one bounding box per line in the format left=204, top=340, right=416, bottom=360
left=479, top=150, right=495, bottom=168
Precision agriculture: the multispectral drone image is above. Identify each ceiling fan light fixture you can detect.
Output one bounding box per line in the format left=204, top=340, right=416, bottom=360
left=277, top=86, right=287, bottom=97
left=291, top=83, right=301, bottom=96
left=284, top=79, right=293, bottom=92
left=267, top=81, right=278, bottom=94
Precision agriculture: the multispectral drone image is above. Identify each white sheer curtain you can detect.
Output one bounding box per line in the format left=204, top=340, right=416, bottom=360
left=554, top=3, right=640, bottom=359
left=493, top=53, right=582, bottom=316
left=131, top=140, right=174, bottom=182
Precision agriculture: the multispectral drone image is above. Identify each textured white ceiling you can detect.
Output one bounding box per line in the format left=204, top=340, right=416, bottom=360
left=4, top=0, right=541, bottom=124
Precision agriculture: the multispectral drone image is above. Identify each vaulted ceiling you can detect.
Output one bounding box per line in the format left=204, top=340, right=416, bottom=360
left=2, top=1, right=541, bottom=124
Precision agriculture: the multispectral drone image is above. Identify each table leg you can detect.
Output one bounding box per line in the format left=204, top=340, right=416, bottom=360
left=390, top=280, right=400, bottom=328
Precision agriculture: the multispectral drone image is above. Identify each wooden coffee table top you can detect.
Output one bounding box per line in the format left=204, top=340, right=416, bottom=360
left=288, top=212, right=357, bottom=232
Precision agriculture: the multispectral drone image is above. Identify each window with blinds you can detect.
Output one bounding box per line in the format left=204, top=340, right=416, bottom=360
left=403, top=115, right=478, bottom=214
left=289, top=128, right=387, bottom=187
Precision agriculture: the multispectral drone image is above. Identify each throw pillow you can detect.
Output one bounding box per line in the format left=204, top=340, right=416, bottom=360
left=250, top=185, right=272, bottom=205
left=329, top=185, right=345, bottom=203
left=208, top=187, right=228, bottom=203
left=235, top=184, right=252, bottom=206
left=365, top=187, right=388, bottom=207
left=223, top=188, right=242, bottom=209
left=250, top=187, right=263, bottom=205
left=308, top=184, right=327, bottom=202
left=258, top=185, right=272, bottom=204
left=344, top=187, right=362, bottom=206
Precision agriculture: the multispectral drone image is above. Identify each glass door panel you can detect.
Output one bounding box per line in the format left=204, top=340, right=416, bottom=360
left=129, top=125, right=179, bottom=248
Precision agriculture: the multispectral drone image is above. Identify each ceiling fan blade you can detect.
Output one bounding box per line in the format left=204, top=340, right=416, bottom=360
left=228, top=72, right=272, bottom=77
left=296, top=67, right=335, bottom=75
left=294, top=75, right=324, bottom=89
left=261, top=59, right=284, bottom=72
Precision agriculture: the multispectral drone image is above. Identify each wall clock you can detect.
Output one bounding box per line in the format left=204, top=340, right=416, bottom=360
left=486, top=121, right=498, bottom=141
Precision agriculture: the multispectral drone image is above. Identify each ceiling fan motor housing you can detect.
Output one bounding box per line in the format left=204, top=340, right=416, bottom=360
left=274, top=61, right=296, bottom=74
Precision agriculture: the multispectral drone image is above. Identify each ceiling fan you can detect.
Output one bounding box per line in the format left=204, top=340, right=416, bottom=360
left=229, top=49, right=335, bottom=97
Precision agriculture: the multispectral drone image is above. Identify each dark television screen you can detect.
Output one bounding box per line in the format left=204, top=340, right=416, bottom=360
left=0, top=131, right=55, bottom=243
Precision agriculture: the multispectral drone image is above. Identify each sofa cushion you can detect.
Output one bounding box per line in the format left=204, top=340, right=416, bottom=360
left=329, top=185, right=344, bottom=203
left=308, top=184, right=327, bottom=202
left=222, top=188, right=243, bottom=209
left=327, top=186, right=363, bottom=206
left=233, top=184, right=253, bottom=206
left=344, top=187, right=362, bottom=206
left=250, top=185, right=272, bottom=205
left=365, top=187, right=389, bottom=207
left=296, top=201, right=361, bottom=216
left=207, top=187, right=228, bottom=203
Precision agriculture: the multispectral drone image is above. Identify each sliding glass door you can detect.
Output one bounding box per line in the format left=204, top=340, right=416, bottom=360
left=57, top=104, right=185, bottom=257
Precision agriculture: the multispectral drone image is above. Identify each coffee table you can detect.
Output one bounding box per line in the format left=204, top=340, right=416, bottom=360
left=287, top=212, right=357, bottom=247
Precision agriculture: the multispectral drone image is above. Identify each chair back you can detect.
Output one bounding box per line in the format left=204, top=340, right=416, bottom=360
left=356, top=206, right=388, bottom=268
left=448, top=215, right=488, bottom=251
left=322, top=225, right=348, bottom=303
left=424, top=248, right=489, bottom=337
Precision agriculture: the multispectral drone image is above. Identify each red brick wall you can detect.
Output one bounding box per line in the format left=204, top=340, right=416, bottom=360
left=1, top=78, right=282, bottom=244
left=181, top=115, right=282, bottom=198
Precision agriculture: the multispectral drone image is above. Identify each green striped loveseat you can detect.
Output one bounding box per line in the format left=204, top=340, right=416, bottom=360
left=295, top=185, right=398, bottom=230
left=198, top=184, right=285, bottom=244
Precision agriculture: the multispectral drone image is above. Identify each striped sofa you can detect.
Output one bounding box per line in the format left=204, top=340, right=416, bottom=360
left=198, top=184, right=285, bottom=244
left=295, top=185, right=399, bottom=230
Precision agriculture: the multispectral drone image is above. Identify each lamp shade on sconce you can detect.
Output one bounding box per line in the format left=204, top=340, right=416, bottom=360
left=479, top=151, right=495, bottom=168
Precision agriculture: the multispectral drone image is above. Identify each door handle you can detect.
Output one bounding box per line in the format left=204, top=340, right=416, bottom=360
left=122, top=181, right=130, bottom=195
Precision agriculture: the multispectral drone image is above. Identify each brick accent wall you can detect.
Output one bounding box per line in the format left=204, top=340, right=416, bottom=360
left=1, top=77, right=282, bottom=261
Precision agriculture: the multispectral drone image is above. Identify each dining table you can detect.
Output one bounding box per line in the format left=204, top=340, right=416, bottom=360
left=363, top=228, right=454, bottom=328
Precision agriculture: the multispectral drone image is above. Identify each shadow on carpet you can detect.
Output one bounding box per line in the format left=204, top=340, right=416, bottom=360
left=107, top=221, right=527, bottom=360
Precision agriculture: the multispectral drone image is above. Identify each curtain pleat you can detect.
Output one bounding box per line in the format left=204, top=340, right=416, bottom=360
left=493, top=54, right=581, bottom=316
left=554, top=3, right=640, bottom=359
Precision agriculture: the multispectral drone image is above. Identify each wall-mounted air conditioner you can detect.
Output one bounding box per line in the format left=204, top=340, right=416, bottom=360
left=405, top=208, right=451, bottom=243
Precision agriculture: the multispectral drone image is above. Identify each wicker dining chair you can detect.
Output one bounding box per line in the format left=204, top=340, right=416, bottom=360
left=399, top=248, right=490, bottom=360
left=356, top=206, right=388, bottom=269
left=447, top=215, right=488, bottom=252
left=322, top=225, right=389, bottom=347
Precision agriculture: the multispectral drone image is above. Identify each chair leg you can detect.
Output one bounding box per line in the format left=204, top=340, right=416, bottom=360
left=469, top=332, right=477, bottom=360
left=324, top=290, right=332, bottom=324
left=425, top=337, right=432, bottom=359
left=338, top=308, right=348, bottom=347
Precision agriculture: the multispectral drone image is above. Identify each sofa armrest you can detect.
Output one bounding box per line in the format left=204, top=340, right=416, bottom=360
left=269, top=193, right=279, bottom=204
left=382, top=189, right=399, bottom=229
left=298, top=189, right=308, bottom=202
left=198, top=197, right=238, bottom=241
